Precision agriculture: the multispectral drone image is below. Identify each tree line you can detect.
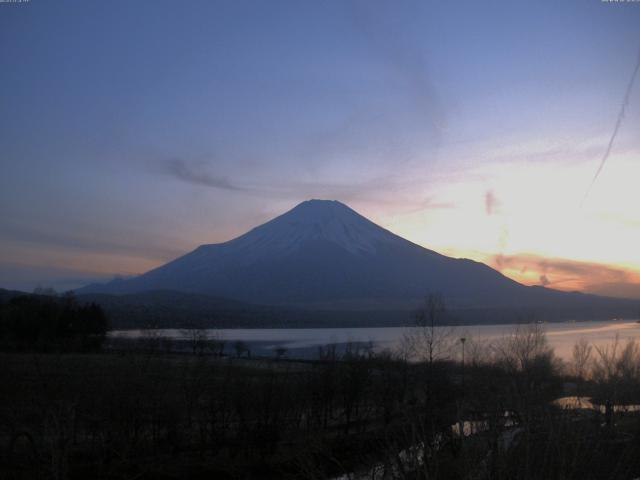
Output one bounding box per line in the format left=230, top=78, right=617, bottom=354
left=0, top=290, right=108, bottom=352
left=2, top=328, right=640, bottom=478
left=1, top=293, right=640, bottom=479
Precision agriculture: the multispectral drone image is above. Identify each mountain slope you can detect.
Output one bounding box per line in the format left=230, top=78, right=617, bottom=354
left=78, top=200, right=638, bottom=313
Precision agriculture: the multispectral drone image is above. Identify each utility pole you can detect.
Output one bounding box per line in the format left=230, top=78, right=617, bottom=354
left=458, top=337, right=467, bottom=439
left=460, top=337, right=466, bottom=387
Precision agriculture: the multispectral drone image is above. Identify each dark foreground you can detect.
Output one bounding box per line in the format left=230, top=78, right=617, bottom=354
left=2, top=331, right=640, bottom=480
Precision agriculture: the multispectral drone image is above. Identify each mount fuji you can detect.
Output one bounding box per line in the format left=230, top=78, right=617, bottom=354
left=79, top=200, right=639, bottom=318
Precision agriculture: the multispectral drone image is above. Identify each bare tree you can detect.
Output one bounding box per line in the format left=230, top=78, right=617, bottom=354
left=571, top=337, right=593, bottom=380
left=234, top=340, right=249, bottom=358
left=402, top=293, right=455, bottom=364
left=182, top=325, right=209, bottom=355
left=491, top=323, right=559, bottom=474
left=492, top=323, right=555, bottom=373
left=462, top=334, right=491, bottom=367
left=592, top=336, right=640, bottom=413
left=139, top=329, right=163, bottom=354
left=208, top=331, right=225, bottom=357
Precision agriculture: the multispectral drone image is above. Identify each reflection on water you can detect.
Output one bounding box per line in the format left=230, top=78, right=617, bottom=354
left=546, top=322, right=640, bottom=337
left=110, top=319, right=640, bottom=361
left=553, top=396, right=640, bottom=413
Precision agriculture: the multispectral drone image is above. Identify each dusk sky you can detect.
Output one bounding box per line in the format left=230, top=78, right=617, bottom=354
left=1, top=0, right=639, bottom=297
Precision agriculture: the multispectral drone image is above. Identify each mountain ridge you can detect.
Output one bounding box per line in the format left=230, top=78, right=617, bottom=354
left=78, top=200, right=640, bottom=317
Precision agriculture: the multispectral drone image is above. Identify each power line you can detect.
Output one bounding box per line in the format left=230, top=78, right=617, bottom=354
left=582, top=47, right=640, bottom=206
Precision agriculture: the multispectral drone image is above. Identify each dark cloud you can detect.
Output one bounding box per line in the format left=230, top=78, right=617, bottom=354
left=162, top=159, right=243, bottom=191
left=539, top=274, right=550, bottom=286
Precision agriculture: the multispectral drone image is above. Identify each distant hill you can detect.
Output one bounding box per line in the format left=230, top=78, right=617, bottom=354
left=78, top=200, right=640, bottom=322
left=77, top=290, right=306, bottom=329
left=0, top=288, right=413, bottom=329
left=2, top=287, right=638, bottom=329
left=76, top=290, right=640, bottom=329
left=0, top=288, right=24, bottom=303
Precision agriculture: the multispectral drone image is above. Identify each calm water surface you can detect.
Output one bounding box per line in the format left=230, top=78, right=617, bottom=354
left=110, top=320, right=640, bottom=361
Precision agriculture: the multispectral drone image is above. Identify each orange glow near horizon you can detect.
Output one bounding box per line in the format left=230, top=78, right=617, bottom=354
left=384, top=150, right=640, bottom=299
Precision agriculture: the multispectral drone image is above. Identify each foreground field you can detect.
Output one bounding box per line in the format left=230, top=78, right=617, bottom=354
left=3, top=329, right=640, bottom=480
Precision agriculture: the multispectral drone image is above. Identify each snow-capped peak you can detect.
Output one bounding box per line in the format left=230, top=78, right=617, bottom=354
left=217, top=199, right=403, bottom=255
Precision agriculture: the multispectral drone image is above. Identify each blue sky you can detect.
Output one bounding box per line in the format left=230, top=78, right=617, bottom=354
left=1, top=0, right=640, bottom=295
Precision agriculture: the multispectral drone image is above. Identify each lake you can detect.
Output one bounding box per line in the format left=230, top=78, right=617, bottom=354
left=109, top=319, right=640, bottom=361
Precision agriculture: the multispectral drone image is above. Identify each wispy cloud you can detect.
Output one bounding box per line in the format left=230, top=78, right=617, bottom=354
left=0, top=220, right=184, bottom=261
left=0, top=261, right=114, bottom=293
left=347, top=1, right=445, bottom=140
left=155, top=157, right=452, bottom=216
left=161, top=158, right=243, bottom=191
left=485, top=190, right=500, bottom=216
